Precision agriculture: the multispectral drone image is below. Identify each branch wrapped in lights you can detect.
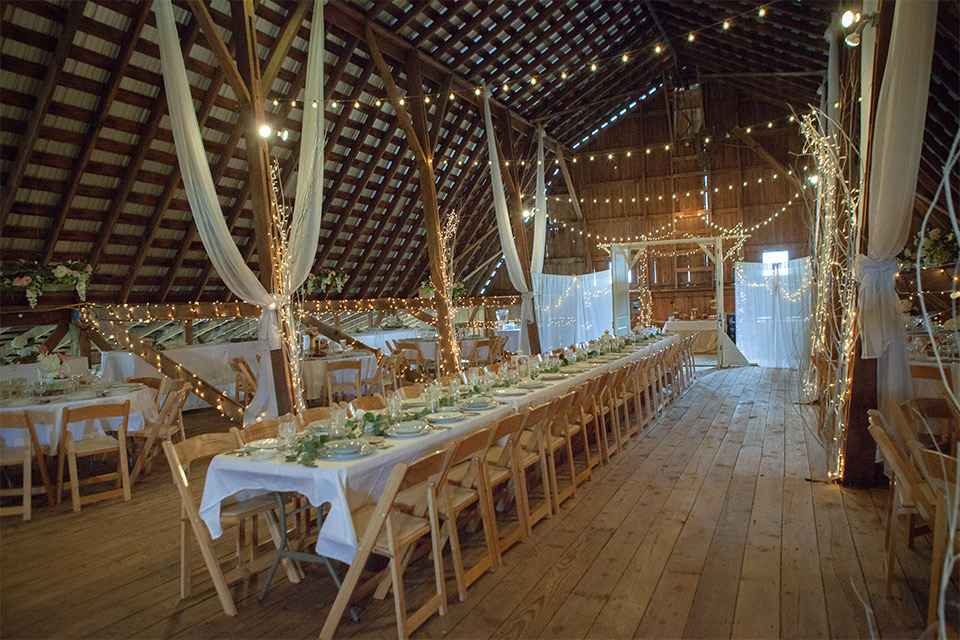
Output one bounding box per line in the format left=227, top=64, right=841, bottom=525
left=800, top=109, right=862, bottom=480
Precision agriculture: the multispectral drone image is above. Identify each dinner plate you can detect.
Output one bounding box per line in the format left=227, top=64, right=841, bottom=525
left=539, top=373, right=567, bottom=381
left=517, top=381, right=544, bottom=389
left=106, top=382, right=145, bottom=392
left=460, top=399, right=495, bottom=410
left=246, top=438, right=283, bottom=451
left=324, top=439, right=366, bottom=455
left=1, top=396, right=39, bottom=407
left=317, top=443, right=376, bottom=460
left=402, top=399, right=426, bottom=408
left=305, top=419, right=329, bottom=433
left=386, top=422, right=431, bottom=437
left=103, top=387, right=135, bottom=397
left=491, top=388, right=527, bottom=397
left=424, top=411, right=465, bottom=424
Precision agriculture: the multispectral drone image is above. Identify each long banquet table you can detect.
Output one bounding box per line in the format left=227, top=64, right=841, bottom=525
left=199, top=334, right=678, bottom=564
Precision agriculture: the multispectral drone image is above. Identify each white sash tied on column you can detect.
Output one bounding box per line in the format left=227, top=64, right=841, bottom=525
left=155, top=0, right=325, bottom=424
left=854, top=255, right=904, bottom=359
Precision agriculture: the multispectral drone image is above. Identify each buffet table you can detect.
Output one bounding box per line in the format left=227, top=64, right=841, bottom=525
left=198, top=334, right=677, bottom=564
left=662, top=320, right=717, bottom=354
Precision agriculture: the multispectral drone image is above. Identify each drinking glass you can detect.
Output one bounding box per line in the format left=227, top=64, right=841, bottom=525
left=278, top=414, right=296, bottom=449
left=329, top=406, right=348, bottom=440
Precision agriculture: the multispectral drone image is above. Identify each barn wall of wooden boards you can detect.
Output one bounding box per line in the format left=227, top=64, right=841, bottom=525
left=487, top=82, right=810, bottom=326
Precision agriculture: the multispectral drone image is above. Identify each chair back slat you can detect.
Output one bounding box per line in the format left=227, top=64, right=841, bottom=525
left=867, top=410, right=936, bottom=519
left=230, top=419, right=279, bottom=446
left=399, top=447, right=452, bottom=491
left=171, top=431, right=238, bottom=468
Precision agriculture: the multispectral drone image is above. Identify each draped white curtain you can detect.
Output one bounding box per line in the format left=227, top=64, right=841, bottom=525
left=533, top=270, right=613, bottom=351
left=154, top=0, right=325, bottom=423
left=532, top=127, right=547, bottom=276
left=855, top=0, right=937, bottom=409
left=483, top=89, right=551, bottom=353
left=735, top=258, right=812, bottom=369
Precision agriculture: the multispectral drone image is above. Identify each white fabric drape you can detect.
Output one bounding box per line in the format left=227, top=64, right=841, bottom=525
left=855, top=0, right=937, bottom=408
left=482, top=88, right=534, bottom=352
left=735, top=258, right=812, bottom=369
left=154, top=0, right=325, bottom=424
left=532, top=127, right=547, bottom=276
left=533, top=270, right=613, bottom=351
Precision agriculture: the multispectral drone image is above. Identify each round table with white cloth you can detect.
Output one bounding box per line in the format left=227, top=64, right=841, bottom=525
left=0, top=385, right=159, bottom=447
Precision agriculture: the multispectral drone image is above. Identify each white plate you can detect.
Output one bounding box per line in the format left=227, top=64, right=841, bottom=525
left=386, top=423, right=431, bottom=437
left=402, top=399, right=425, bottom=408
left=324, top=439, right=367, bottom=455
left=540, top=373, right=566, bottom=381
left=103, top=388, right=134, bottom=397
left=247, top=438, right=283, bottom=451
left=107, top=382, right=144, bottom=392
left=305, top=419, right=329, bottom=433
left=492, top=388, right=527, bottom=397
left=1, top=396, right=39, bottom=407
left=461, top=400, right=495, bottom=410
left=517, top=381, right=544, bottom=389
left=424, top=411, right=465, bottom=424
left=317, top=443, right=376, bottom=460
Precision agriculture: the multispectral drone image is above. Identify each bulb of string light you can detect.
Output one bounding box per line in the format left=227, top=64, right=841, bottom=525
left=841, top=10, right=855, bottom=28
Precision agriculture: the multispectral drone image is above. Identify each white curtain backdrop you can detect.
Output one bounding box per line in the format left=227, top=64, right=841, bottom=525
left=735, top=258, right=812, bottom=369
left=154, top=0, right=325, bottom=423
left=533, top=270, right=613, bottom=351
left=854, top=0, right=937, bottom=410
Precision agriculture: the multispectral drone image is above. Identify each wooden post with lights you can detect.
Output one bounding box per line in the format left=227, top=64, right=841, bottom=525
left=187, top=0, right=294, bottom=415
left=365, top=26, right=459, bottom=375
left=839, top=0, right=894, bottom=487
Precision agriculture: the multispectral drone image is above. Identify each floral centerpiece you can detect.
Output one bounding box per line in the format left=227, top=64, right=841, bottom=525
left=898, top=228, right=959, bottom=270
left=303, top=268, right=347, bottom=295
left=37, top=348, right=67, bottom=380
left=1, top=260, right=92, bottom=308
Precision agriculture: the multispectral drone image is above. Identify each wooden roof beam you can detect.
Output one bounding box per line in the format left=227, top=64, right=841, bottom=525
left=0, top=0, right=84, bottom=229
left=324, top=1, right=570, bottom=156
left=39, top=1, right=152, bottom=265
left=89, top=18, right=203, bottom=271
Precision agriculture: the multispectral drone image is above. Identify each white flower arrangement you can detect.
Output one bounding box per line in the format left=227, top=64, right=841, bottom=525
left=1, top=260, right=92, bottom=308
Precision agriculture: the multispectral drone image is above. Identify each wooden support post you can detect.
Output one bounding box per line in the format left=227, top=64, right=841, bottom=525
left=365, top=25, right=458, bottom=374
left=187, top=0, right=293, bottom=416
left=183, top=320, right=194, bottom=345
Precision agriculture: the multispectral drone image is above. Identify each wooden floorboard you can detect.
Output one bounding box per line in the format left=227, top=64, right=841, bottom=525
left=1, top=367, right=943, bottom=639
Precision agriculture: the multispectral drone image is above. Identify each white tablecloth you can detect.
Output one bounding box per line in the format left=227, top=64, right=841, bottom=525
left=301, top=353, right=378, bottom=401
left=101, top=342, right=262, bottom=410
left=0, top=387, right=159, bottom=447
left=1, top=357, right=90, bottom=382
left=408, top=336, right=486, bottom=362
left=198, top=335, right=677, bottom=564
left=302, top=329, right=418, bottom=354
left=496, top=329, right=521, bottom=353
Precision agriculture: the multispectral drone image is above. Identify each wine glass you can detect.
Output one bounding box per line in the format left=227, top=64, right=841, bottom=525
left=278, top=413, right=297, bottom=450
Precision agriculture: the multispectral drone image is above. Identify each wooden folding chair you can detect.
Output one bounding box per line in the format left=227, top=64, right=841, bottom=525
left=326, top=358, right=362, bottom=406
left=866, top=411, right=937, bottom=604
left=297, top=406, right=333, bottom=428
left=56, top=400, right=132, bottom=512
left=908, top=440, right=960, bottom=624
left=320, top=447, right=451, bottom=640
left=543, top=391, right=580, bottom=512
left=396, top=428, right=498, bottom=602
left=0, top=410, right=54, bottom=519
left=130, top=384, right=190, bottom=484
left=229, top=418, right=279, bottom=446
left=395, top=384, right=424, bottom=402
left=161, top=433, right=295, bottom=617
left=482, top=409, right=537, bottom=561
left=576, top=376, right=607, bottom=469
left=395, top=341, right=433, bottom=381
left=228, top=357, right=257, bottom=407
left=894, top=397, right=958, bottom=455
left=347, top=394, right=386, bottom=417
left=565, top=383, right=595, bottom=486
left=362, top=353, right=400, bottom=396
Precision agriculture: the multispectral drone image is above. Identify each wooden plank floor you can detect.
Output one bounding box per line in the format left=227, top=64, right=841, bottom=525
left=1, top=366, right=951, bottom=639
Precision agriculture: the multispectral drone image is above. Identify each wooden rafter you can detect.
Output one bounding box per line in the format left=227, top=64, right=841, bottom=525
left=39, top=1, right=152, bottom=265
left=0, top=0, right=83, bottom=229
